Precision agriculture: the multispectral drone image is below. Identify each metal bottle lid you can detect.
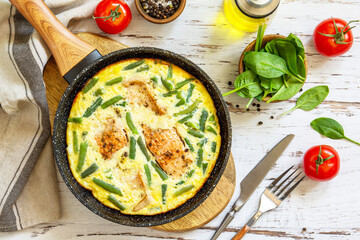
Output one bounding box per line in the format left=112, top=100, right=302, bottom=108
left=235, top=0, right=280, bottom=18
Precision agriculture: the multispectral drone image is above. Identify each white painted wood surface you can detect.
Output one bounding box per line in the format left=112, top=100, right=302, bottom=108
left=2, top=0, right=360, bottom=239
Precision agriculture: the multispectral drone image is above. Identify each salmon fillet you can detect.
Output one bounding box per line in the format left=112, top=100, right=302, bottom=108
left=123, top=78, right=166, bottom=115
left=95, top=118, right=128, bottom=159
left=141, top=124, right=193, bottom=177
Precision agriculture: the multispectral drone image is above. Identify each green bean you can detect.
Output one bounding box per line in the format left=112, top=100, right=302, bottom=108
left=186, top=83, right=195, bottom=103
left=174, top=99, right=201, bottom=117
left=80, top=163, right=99, bottom=179
left=82, top=131, right=88, bottom=137
left=82, top=77, right=99, bottom=93
left=176, top=180, right=186, bottom=185
left=199, top=109, right=208, bottom=132
left=136, top=64, right=150, bottom=72
left=151, top=76, right=158, bottom=83
left=202, top=162, right=208, bottom=175
left=196, top=148, right=203, bottom=167
left=198, top=138, right=208, bottom=148
left=174, top=185, right=195, bottom=197
left=144, top=164, right=152, bottom=187
left=105, top=76, right=123, bottom=86
left=68, top=117, right=83, bottom=123
left=188, top=128, right=204, bottom=138
left=116, top=101, right=127, bottom=107
left=73, top=131, right=79, bottom=154
left=178, top=114, right=194, bottom=123
left=83, top=97, right=103, bottom=117
left=137, top=136, right=150, bottom=161
left=76, top=141, right=88, bottom=172
left=185, top=121, right=198, bottom=130
left=167, top=65, right=173, bottom=79
left=208, top=114, right=217, bottom=126
left=211, top=141, right=217, bottom=153
left=206, top=125, right=217, bottom=135
left=126, top=112, right=138, bottom=134
left=106, top=174, right=113, bottom=179
left=184, top=138, right=195, bottom=152
left=161, top=77, right=174, bottom=91
left=175, top=99, right=185, bottom=107
left=175, top=78, right=195, bottom=90
left=186, top=169, right=195, bottom=178
left=123, top=59, right=145, bottom=71
left=94, top=87, right=106, bottom=96
left=151, top=161, right=168, bottom=180
left=161, top=184, right=167, bottom=204
left=101, top=95, right=123, bottom=109
left=93, top=178, right=123, bottom=196
left=129, top=136, right=136, bottom=159
left=104, top=168, right=111, bottom=173
left=108, top=195, right=126, bottom=210
left=163, top=91, right=178, bottom=97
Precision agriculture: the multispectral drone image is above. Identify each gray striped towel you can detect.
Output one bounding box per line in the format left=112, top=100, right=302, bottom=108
left=0, top=0, right=98, bottom=231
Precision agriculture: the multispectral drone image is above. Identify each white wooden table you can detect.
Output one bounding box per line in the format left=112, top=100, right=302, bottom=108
left=2, top=0, right=360, bottom=239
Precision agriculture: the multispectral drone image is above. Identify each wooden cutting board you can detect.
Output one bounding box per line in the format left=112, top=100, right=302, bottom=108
left=43, top=32, right=236, bottom=232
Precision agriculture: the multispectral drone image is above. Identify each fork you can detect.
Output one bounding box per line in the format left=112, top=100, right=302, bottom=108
left=232, top=166, right=305, bottom=240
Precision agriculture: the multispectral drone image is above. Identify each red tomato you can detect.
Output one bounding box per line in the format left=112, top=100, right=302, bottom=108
left=93, top=0, right=132, bottom=34
left=303, top=145, right=340, bottom=181
left=313, top=18, right=357, bottom=57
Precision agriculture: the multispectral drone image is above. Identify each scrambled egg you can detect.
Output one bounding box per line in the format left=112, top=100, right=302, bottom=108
left=66, top=58, right=221, bottom=215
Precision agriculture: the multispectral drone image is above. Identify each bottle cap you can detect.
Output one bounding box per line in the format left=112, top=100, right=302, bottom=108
left=236, top=0, right=280, bottom=18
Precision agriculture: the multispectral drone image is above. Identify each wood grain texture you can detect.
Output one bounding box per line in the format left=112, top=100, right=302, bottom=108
left=9, top=0, right=96, bottom=76
left=2, top=0, right=360, bottom=239
left=43, top=32, right=236, bottom=232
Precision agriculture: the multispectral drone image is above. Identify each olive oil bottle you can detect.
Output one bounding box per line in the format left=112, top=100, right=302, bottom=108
left=224, top=0, right=280, bottom=32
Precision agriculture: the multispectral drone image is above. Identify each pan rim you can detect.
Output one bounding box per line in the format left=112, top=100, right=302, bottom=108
left=53, top=47, right=232, bottom=227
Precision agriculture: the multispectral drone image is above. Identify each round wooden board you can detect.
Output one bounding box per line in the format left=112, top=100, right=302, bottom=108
left=43, top=32, right=236, bottom=232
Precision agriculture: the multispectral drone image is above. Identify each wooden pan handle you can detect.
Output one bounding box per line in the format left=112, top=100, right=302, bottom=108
left=232, top=225, right=250, bottom=240
left=9, top=0, right=97, bottom=77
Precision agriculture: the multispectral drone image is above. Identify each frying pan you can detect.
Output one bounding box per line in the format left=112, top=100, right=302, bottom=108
left=10, top=0, right=232, bottom=227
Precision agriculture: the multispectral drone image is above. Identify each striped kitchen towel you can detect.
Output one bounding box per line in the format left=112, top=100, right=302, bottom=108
left=0, top=0, right=98, bottom=231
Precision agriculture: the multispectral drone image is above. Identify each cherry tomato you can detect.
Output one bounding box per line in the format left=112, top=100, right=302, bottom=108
left=303, top=145, right=340, bottom=181
left=313, top=18, right=359, bottom=57
left=93, top=0, right=132, bottom=34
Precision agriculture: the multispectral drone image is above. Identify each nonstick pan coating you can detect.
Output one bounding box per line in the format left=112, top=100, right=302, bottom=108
left=53, top=47, right=232, bottom=227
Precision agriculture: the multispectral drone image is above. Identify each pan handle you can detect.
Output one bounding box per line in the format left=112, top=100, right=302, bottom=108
left=9, top=0, right=101, bottom=80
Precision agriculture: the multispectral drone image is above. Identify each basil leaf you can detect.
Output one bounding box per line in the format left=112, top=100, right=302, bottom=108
left=243, top=52, right=290, bottom=79
left=311, top=117, right=360, bottom=146
left=286, top=33, right=305, bottom=59
left=267, top=76, right=303, bottom=103
left=233, top=70, right=263, bottom=98
left=283, top=86, right=329, bottom=115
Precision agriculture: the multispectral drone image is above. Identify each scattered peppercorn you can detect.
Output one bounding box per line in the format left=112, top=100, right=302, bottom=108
left=236, top=104, right=239, bottom=108
left=140, top=0, right=180, bottom=19
left=270, top=116, right=274, bottom=119
left=252, top=103, right=256, bottom=106
left=257, top=108, right=261, bottom=111
left=258, top=121, right=263, bottom=125
left=256, top=104, right=260, bottom=107
left=246, top=108, right=250, bottom=111
left=228, top=81, right=232, bottom=86
left=299, top=88, right=303, bottom=92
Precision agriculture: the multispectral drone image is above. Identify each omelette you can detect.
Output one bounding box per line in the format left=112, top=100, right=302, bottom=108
left=66, top=58, right=221, bottom=215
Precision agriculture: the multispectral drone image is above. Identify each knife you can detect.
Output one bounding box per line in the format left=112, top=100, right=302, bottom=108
left=210, top=134, right=295, bottom=240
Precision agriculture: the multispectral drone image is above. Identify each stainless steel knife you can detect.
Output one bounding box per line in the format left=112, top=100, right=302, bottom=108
left=210, top=134, right=295, bottom=240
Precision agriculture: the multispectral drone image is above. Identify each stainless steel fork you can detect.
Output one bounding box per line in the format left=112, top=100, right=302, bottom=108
left=232, top=166, right=305, bottom=240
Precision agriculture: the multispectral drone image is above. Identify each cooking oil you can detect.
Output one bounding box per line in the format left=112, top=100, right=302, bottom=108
left=224, top=0, right=280, bottom=32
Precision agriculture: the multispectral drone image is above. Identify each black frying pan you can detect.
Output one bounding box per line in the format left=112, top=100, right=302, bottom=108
left=11, top=0, right=232, bottom=227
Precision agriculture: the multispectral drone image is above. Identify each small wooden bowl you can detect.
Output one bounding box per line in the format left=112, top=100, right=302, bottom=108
left=239, top=34, right=308, bottom=102
left=135, top=0, right=186, bottom=24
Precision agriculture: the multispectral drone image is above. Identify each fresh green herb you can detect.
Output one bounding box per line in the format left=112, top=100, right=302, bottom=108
left=137, top=136, right=151, bottom=161
left=106, top=174, right=113, bottom=180
left=94, top=87, right=106, bottom=96
left=93, top=178, right=123, bottom=196
left=151, top=76, right=159, bottom=83
left=175, top=78, right=195, bottom=90
left=188, top=129, right=204, bottom=138
left=144, top=164, right=151, bottom=187
left=105, top=76, right=123, bottom=86
left=161, top=184, right=167, bottom=204
left=126, top=112, right=138, bottom=134
left=184, top=138, right=195, bottom=152
left=223, top=70, right=262, bottom=98
left=101, top=95, right=123, bottom=109
left=76, top=141, right=88, bottom=172
left=123, top=59, right=145, bottom=71
left=161, top=77, right=174, bottom=91
left=187, top=169, right=195, bottom=178
left=151, top=161, right=168, bottom=180
left=199, top=109, right=208, bottom=132
left=174, top=99, right=201, bottom=117
left=167, top=65, right=173, bottom=79
left=186, top=83, right=195, bottom=103
left=83, top=97, right=102, bottom=117
left=310, top=117, right=360, bottom=146
left=73, top=131, right=79, bottom=154
left=174, top=185, right=194, bottom=197
left=255, top=24, right=266, bottom=52
left=82, top=131, right=88, bottom=137
left=68, top=117, right=83, bottom=123
left=82, top=77, right=99, bottom=94
left=116, top=101, right=127, bottom=107
left=108, top=195, right=126, bottom=210
left=282, top=86, right=329, bottom=115
left=80, top=163, right=99, bottom=179
left=267, top=76, right=303, bottom=103
left=129, top=136, right=136, bottom=159
left=196, top=148, right=204, bottom=167
left=176, top=180, right=186, bottom=185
